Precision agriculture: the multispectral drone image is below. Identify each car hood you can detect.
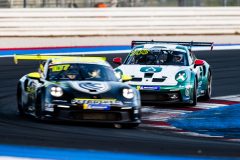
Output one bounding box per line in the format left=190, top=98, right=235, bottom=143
left=46, top=80, right=129, bottom=100
left=116, top=65, right=190, bottom=86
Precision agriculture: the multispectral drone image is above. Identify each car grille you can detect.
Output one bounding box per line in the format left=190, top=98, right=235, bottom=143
left=131, top=78, right=142, bottom=82
left=140, top=92, right=180, bottom=101
left=73, top=94, right=90, bottom=98
left=152, top=78, right=166, bottom=82
left=69, top=112, right=121, bottom=121
left=101, top=94, right=114, bottom=99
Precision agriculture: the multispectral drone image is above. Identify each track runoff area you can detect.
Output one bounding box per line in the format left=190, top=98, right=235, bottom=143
left=0, top=44, right=240, bottom=160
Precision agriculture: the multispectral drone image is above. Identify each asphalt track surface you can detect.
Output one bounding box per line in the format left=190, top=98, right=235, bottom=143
left=0, top=49, right=240, bottom=158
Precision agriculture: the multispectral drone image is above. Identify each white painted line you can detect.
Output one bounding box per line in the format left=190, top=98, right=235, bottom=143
left=0, top=156, right=50, bottom=160
left=1, top=44, right=240, bottom=58
left=0, top=50, right=131, bottom=58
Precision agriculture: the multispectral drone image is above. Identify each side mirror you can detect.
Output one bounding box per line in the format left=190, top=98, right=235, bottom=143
left=122, top=75, right=132, bottom=82
left=113, top=57, right=122, bottom=65
left=40, top=64, right=44, bottom=72
left=194, top=60, right=204, bottom=68
left=28, top=72, right=41, bottom=79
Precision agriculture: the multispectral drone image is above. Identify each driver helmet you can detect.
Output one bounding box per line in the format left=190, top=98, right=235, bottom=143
left=65, top=65, right=79, bottom=79
left=88, top=67, right=101, bottom=78
left=172, top=53, right=183, bottom=62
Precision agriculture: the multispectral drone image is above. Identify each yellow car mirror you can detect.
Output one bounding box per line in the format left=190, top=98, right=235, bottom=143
left=28, top=72, right=41, bottom=79
left=122, top=75, right=132, bottom=81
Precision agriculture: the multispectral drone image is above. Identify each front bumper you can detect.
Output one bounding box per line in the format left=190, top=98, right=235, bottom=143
left=42, top=100, right=141, bottom=124
left=131, top=84, right=193, bottom=104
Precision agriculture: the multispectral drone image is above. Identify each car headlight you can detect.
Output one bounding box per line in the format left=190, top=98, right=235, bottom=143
left=115, top=71, right=122, bottom=79
left=175, top=71, right=187, bottom=82
left=123, top=88, right=134, bottom=99
left=50, top=86, right=63, bottom=97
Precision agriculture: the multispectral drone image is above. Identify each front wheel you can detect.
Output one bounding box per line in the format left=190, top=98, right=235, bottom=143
left=17, top=84, right=25, bottom=115
left=35, top=91, right=43, bottom=121
left=203, top=72, right=212, bottom=100
left=190, top=78, right=197, bottom=106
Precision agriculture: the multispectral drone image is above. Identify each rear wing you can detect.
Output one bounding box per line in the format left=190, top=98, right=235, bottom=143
left=131, top=40, right=214, bottom=51
left=14, top=54, right=106, bottom=64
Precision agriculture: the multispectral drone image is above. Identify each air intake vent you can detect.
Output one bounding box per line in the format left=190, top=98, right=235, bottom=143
left=101, top=94, right=113, bottom=99
left=73, top=94, right=90, bottom=98
left=152, top=78, right=166, bottom=82
left=131, top=78, right=142, bottom=82
left=144, top=73, right=154, bottom=78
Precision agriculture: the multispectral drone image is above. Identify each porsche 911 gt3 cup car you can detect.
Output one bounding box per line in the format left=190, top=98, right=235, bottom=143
left=15, top=55, right=141, bottom=127
left=113, top=41, right=213, bottom=106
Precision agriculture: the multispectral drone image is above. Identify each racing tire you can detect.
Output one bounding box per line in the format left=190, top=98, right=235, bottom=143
left=35, top=91, right=43, bottom=121
left=17, top=84, right=25, bottom=115
left=190, top=78, right=197, bottom=106
left=202, top=72, right=212, bottom=100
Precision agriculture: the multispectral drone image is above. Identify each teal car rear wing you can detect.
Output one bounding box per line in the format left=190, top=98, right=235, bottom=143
left=131, top=40, right=214, bottom=51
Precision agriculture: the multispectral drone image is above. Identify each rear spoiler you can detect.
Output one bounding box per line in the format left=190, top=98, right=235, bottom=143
left=131, top=40, right=214, bottom=51
left=14, top=54, right=106, bottom=64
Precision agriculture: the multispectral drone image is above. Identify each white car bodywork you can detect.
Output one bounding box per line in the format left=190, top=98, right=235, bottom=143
left=116, top=44, right=200, bottom=87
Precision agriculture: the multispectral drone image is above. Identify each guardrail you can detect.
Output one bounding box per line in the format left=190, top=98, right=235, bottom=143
left=0, top=7, right=239, bottom=36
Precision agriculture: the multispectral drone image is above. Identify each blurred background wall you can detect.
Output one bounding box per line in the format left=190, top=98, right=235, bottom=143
left=1, top=0, right=240, bottom=8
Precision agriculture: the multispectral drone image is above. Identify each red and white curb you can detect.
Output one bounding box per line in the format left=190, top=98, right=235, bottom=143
left=140, top=95, right=240, bottom=141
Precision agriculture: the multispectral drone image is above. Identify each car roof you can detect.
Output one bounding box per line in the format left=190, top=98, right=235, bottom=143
left=138, top=44, right=183, bottom=49
left=50, top=57, right=110, bottom=66
left=134, top=44, right=188, bottom=53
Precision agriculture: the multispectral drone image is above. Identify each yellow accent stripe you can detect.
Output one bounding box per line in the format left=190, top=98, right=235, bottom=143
left=14, top=54, right=106, bottom=64
left=51, top=58, right=105, bottom=63
left=74, top=98, right=116, bottom=101
left=137, top=86, right=140, bottom=90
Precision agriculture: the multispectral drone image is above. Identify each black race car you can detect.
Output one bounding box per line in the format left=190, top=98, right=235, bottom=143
left=15, top=55, right=141, bottom=128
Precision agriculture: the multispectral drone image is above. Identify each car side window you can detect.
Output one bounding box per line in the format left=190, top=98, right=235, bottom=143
left=191, top=52, right=196, bottom=62
left=189, top=51, right=196, bottom=65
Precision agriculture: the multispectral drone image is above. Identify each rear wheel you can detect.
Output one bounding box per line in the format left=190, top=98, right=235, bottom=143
left=190, top=78, right=197, bottom=106
left=203, top=72, right=212, bottom=100
left=17, top=84, right=25, bottom=115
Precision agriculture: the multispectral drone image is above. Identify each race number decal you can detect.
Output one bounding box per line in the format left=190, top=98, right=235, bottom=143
left=50, top=65, right=70, bottom=72
left=130, top=50, right=148, bottom=56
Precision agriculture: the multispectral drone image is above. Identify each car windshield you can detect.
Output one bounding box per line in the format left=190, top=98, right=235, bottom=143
left=47, top=63, right=118, bottom=81
left=124, top=49, right=188, bottom=66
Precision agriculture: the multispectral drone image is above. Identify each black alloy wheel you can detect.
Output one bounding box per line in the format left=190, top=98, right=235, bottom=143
left=190, top=78, right=197, bottom=106
left=203, top=71, right=212, bottom=100
left=35, top=91, right=43, bottom=120
left=17, top=84, right=25, bottom=115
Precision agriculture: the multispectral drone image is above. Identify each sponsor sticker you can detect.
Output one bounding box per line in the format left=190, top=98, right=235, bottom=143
left=140, top=67, right=162, bottom=73
left=71, top=99, right=123, bottom=105
left=69, top=81, right=110, bottom=94
left=83, top=104, right=110, bottom=110
left=137, top=86, right=160, bottom=90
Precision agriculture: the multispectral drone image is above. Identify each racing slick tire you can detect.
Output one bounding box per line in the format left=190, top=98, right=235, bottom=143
left=35, top=91, right=43, bottom=121
left=190, top=78, right=197, bottom=106
left=202, top=71, right=212, bottom=100
left=17, top=84, right=25, bottom=115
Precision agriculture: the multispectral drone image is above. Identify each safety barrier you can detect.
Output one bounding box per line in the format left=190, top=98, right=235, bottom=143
left=0, top=7, right=239, bottom=36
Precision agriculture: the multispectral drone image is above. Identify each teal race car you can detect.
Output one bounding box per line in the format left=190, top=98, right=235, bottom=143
left=113, top=41, right=213, bottom=106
